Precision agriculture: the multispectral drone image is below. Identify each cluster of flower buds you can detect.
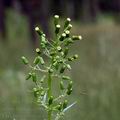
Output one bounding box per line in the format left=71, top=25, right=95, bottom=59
left=35, top=27, right=48, bottom=48
left=25, top=72, right=38, bottom=83
left=33, top=87, right=45, bottom=98
left=34, top=56, right=45, bottom=65
left=21, top=15, right=81, bottom=120
left=55, top=100, right=68, bottom=112
left=68, top=54, right=79, bottom=61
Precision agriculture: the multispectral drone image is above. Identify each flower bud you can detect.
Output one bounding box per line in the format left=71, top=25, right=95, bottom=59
left=72, top=35, right=82, bottom=41
left=67, top=81, right=73, bottom=90
left=57, top=46, right=62, bottom=52
left=50, top=51, right=56, bottom=56
left=73, top=54, right=79, bottom=59
left=26, top=73, right=32, bottom=80
left=33, top=87, right=37, bottom=92
left=36, top=48, right=41, bottom=55
left=58, top=60, right=63, bottom=63
left=59, top=33, right=66, bottom=41
left=65, top=30, right=70, bottom=38
left=60, top=81, right=64, bottom=90
left=34, top=91, right=39, bottom=98
left=56, top=104, right=62, bottom=111
left=39, top=57, right=45, bottom=65
left=48, top=96, right=54, bottom=105
left=41, top=91, right=45, bottom=96
left=32, top=72, right=37, bottom=82
left=66, top=24, right=72, bottom=31
left=56, top=56, right=60, bottom=60
left=68, top=57, right=74, bottom=61
left=40, top=79, right=44, bottom=83
left=60, top=65, right=66, bottom=73
left=40, top=76, right=45, bottom=83
left=40, top=87, right=43, bottom=91
left=61, top=51, right=64, bottom=56
left=53, top=61, right=59, bottom=70
left=65, top=39, right=74, bottom=46
left=55, top=24, right=61, bottom=34
left=54, top=15, right=59, bottom=26
left=40, top=43, right=46, bottom=48
left=64, top=47, right=69, bottom=57
left=33, top=56, right=41, bottom=65
left=66, top=88, right=72, bottom=95
left=66, top=64, right=71, bottom=70
left=58, top=102, right=63, bottom=111
left=68, top=55, right=78, bottom=61
left=35, top=27, right=43, bottom=36
left=33, top=88, right=39, bottom=97
left=64, top=18, right=71, bottom=29
left=48, top=68, right=54, bottom=73
left=63, top=100, right=68, bottom=109
left=21, top=56, right=29, bottom=65
left=41, top=35, right=47, bottom=44
left=62, top=76, right=71, bottom=80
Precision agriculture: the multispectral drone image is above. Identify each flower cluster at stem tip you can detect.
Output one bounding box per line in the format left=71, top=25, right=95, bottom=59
left=21, top=15, right=82, bottom=120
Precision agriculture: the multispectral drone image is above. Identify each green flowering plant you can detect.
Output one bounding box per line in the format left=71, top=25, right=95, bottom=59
left=21, top=15, right=82, bottom=120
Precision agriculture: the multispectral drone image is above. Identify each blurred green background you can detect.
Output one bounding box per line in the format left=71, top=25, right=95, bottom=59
left=0, top=0, right=120, bottom=120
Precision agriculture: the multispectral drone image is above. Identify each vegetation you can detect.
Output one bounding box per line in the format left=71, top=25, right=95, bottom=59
left=21, top=15, right=81, bottom=120
left=1, top=11, right=120, bottom=120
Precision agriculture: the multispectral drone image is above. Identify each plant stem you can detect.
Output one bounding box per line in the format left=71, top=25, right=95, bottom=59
left=48, top=73, right=52, bottom=120
left=48, top=73, right=52, bottom=97
left=48, top=110, right=52, bottom=120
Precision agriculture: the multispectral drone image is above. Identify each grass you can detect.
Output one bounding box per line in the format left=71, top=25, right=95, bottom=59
left=0, top=10, right=120, bottom=120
